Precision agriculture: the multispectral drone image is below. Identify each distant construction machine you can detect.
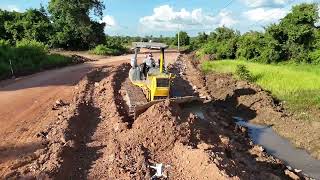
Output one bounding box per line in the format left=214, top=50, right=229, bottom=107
left=125, top=42, right=200, bottom=118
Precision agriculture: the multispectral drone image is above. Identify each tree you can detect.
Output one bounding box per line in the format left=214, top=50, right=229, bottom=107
left=245, top=3, right=319, bottom=63
left=196, top=32, right=208, bottom=44
left=190, top=32, right=208, bottom=49
left=0, top=10, right=19, bottom=41
left=215, top=27, right=239, bottom=42
left=315, top=28, right=320, bottom=49
left=211, top=27, right=239, bottom=59
left=4, top=9, right=52, bottom=43
left=174, top=31, right=190, bottom=46
left=278, top=3, right=319, bottom=62
left=237, top=31, right=265, bottom=60
left=48, top=0, right=106, bottom=49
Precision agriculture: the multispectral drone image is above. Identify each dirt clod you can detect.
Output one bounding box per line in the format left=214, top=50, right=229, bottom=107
left=285, top=169, right=300, bottom=180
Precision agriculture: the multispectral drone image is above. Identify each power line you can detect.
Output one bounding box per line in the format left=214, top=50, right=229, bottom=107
left=137, top=0, right=238, bottom=37
left=246, top=0, right=301, bottom=31
left=222, top=0, right=236, bottom=10
left=185, top=0, right=236, bottom=33
left=180, top=0, right=236, bottom=32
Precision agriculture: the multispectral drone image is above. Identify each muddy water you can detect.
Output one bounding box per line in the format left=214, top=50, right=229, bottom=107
left=182, top=104, right=320, bottom=179
left=233, top=117, right=320, bottom=179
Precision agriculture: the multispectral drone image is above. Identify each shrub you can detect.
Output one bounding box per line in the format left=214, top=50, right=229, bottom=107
left=173, top=31, right=190, bottom=46
left=196, top=43, right=216, bottom=59
left=0, top=61, right=11, bottom=79
left=235, top=64, right=253, bottom=82
left=40, top=54, right=72, bottom=69
left=90, top=44, right=106, bottom=55
left=11, top=39, right=48, bottom=74
left=201, top=42, right=216, bottom=55
left=216, top=39, right=237, bottom=59
left=309, top=49, right=320, bottom=64
left=0, top=40, right=13, bottom=79
left=236, top=31, right=265, bottom=60
left=90, top=44, right=126, bottom=56
left=195, top=27, right=239, bottom=60
left=0, top=39, right=74, bottom=80
left=257, top=35, right=284, bottom=63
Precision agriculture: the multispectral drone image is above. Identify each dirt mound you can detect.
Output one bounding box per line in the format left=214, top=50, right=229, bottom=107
left=100, top=94, right=292, bottom=179
left=71, top=55, right=97, bottom=63
left=128, top=101, right=191, bottom=151
left=108, top=101, right=229, bottom=180
left=205, top=73, right=284, bottom=122
left=168, top=56, right=210, bottom=100
left=202, top=70, right=320, bottom=160
left=2, top=61, right=303, bottom=179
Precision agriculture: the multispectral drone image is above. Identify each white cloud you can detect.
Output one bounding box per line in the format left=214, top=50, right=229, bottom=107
left=101, top=15, right=116, bottom=29
left=316, top=4, right=320, bottom=26
left=244, top=7, right=288, bottom=22
left=218, top=10, right=238, bottom=27
left=2, top=5, right=20, bottom=12
left=139, top=5, right=238, bottom=32
left=241, top=0, right=292, bottom=8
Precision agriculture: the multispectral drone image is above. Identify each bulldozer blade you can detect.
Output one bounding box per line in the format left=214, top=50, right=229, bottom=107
left=134, top=96, right=203, bottom=119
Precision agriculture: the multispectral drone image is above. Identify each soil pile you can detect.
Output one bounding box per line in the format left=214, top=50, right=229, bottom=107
left=205, top=72, right=320, bottom=160
left=185, top=53, right=320, bottom=160
left=100, top=99, right=287, bottom=180
left=205, top=73, right=283, bottom=122
left=2, top=61, right=302, bottom=179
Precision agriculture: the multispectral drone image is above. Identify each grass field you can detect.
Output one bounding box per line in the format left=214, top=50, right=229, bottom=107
left=202, top=60, right=320, bottom=120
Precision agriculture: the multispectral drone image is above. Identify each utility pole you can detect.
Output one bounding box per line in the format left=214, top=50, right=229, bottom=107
left=177, top=24, right=180, bottom=52
left=178, top=31, right=180, bottom=52
left=9, top=59, right=15, bottom=78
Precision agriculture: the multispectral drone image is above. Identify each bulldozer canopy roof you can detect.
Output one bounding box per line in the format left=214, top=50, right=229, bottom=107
left=132, top=42, right=168, bottom=49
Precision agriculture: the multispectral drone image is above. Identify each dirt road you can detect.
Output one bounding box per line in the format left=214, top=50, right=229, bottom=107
left=0, top=52, right=178, bottom=176
left=0, top=52, right=306, bottom=179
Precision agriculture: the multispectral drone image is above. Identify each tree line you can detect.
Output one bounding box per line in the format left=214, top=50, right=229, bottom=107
left=0, top=0, right=109, bottom=79
left=192, top=3, right=320, bottom=64
left=0, top=0, right=106, bottom=50
left=0, top=2, right=319, bottom=80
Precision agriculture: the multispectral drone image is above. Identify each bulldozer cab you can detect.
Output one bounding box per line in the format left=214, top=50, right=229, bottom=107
left=129, top=42, right=172, bottom=101
left=132, top=42, right=168, bottom=73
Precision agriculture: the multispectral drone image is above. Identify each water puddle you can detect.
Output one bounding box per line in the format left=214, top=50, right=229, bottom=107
left=182, top=104, right=320, bottom=179
left=183, top=104, right=205, bottom=120
left=233, top=117, right=320, bottom=179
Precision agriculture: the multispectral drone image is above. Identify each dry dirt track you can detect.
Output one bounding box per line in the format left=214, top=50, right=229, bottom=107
left=0, top=52, right=179, bottom=176
left=0, top=52, right=305, bottom=179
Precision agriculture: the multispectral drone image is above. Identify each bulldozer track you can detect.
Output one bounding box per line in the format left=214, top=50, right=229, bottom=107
left=124, top=79, right=148, bottom=117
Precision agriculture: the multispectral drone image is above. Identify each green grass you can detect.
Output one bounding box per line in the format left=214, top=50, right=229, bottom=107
left=40, top=54, right=73, bottom=69
left=0, top=39, right=74, bottom=80
left=90, top=44, right=127, bottom=56
left=202, top=60, right=320, bottom=118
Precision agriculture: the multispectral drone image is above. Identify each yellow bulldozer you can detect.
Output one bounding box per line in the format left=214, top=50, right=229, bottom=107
left=125, top=42, right=200, bottom=118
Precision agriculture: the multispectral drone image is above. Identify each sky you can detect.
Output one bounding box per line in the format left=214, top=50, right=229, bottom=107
left=0, top=0, right=319, bottom=37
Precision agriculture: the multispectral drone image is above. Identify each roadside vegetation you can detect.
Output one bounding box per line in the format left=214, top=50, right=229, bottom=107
left=90, top=36, right=129, bottom=56
left=202, top=60, right=320, bottom=118
left=0, top=0, right=186, bottom=80
left=0, top=39, right=72, bottom=80
left=0, top=1, right=319, bottom=120
left=191, top=3, right=320, bottom=121
left=0, top=1, right=125, bottom=80
left=194, top=3, right=320, bottom=64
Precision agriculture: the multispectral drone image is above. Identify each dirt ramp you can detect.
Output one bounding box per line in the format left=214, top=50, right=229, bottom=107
left=128, top=101, right=191, bottom=151
left=112, top=100, right=229, bottom=180
left=171, top=143, right=228, bottom=180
